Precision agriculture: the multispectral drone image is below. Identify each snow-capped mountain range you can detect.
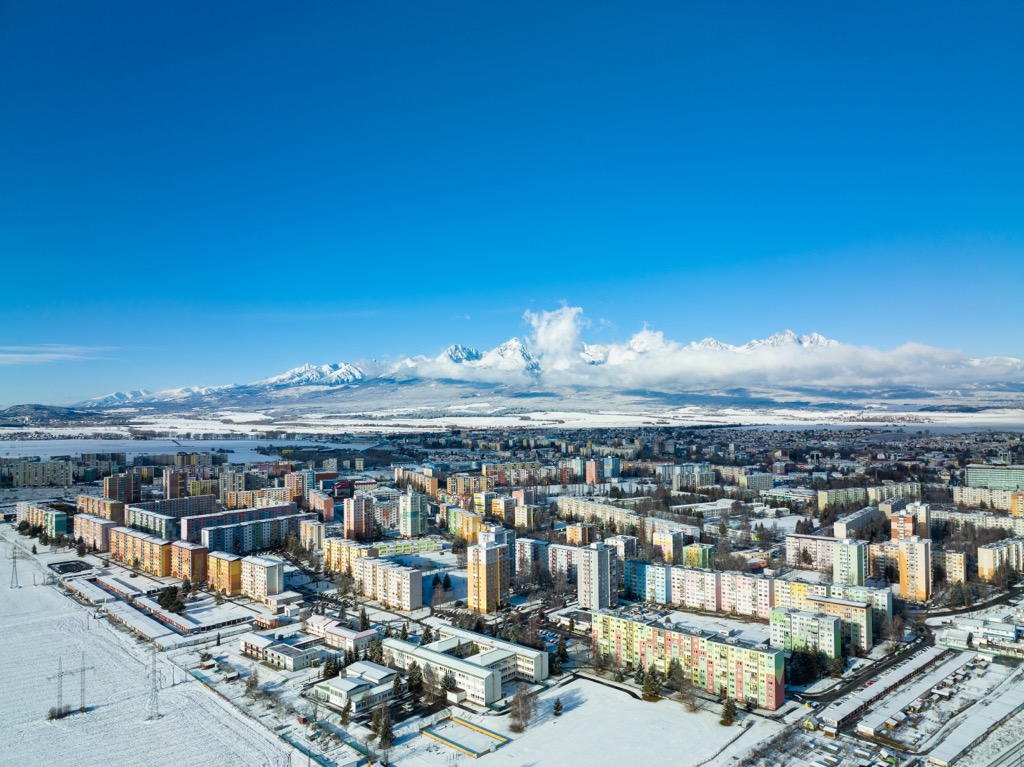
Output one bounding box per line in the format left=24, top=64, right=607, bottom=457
left=76, top=324, right=1024, bottom=414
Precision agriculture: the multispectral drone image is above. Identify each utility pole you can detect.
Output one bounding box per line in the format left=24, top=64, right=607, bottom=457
left=10, top=546, right=19, bottom=589
left=146, top=648, right=160, bottom=721
left=46, top=657, right=77, bottom=716
left=78, top=652, right=95, bottom=712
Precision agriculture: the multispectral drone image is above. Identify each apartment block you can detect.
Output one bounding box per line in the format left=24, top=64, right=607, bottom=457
left=199, top=513, right=315, bottom=556
left=806, top=596, right=873, bottom=653
left=169, top=540, right=208, bottom=583
left=591, top=611, right=784, bottom=710
left=73, top=513, right=118, bottom=552
left=817, top=487, right=867, bottom=512
left=898, top=536, right=932, bottom=602
left=977, top=538, right=1024, bottom=581
left=76, top=495, right=125, bottom=524
left=104, top=472, right=141, bottom=504
left=446, top=474, right=495, bottom=495
left=832, top=506, right=883, bottom=539
left=240, top=555, right=285, bottom=603
left=566, top=522, right=595, bottom=547
left=652, top=529, right=686, bottom=563
left=833, top=539, right=869, bottom=586
left=323, top=538, right=378, bottom=575
left=208, top=551, right=243, bottom=595
left=866, top=482, right=921, bottom=506
left=965, top=465, right=1024, bottom=491
left=785, top=534, right=837, bottom=570
left=467, top=542, right=509, bottom=614
left=682, top=542, right=716, bottom=569
left=398, top=490, right=429, bottom=537
left=299, top=519, right=325, bottom=552
left=933, top=549, right=967, bottom=585
left=770, top=608, right=842, bottom=659
left=352, top=557, right=423, bottom=611
left=605, top=534, right=639, bottom=562
left=178, top=503, right=298, bottom=543
left=109, top=526, right=172, bottom=576
left=578, top=542, right=617, bottom=610
left=343, top=493, right=376, bottom=541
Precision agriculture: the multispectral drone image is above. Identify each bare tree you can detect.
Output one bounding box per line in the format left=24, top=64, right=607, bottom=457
left=509, top=683, right=535, bottom=733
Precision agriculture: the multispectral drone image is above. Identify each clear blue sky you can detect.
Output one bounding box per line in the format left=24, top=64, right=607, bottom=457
left=2, top=1, right=1022, bottom=405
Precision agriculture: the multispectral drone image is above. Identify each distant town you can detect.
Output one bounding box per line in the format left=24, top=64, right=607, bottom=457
left=4, top=425, right=1024, bottom=766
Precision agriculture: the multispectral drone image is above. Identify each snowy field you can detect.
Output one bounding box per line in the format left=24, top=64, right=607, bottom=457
left=0, top=530, right=299, bottom=767
left=6, top=406, right=1024, bottom=440
left=389, top=677, right=784, bottom=766
left=0, top=437, right=340, bottom=462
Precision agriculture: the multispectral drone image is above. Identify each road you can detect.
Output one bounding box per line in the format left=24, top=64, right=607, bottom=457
left=800, top=633, right=935, bottom=707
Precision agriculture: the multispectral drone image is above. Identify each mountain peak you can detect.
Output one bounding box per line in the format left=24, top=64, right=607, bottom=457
left=440, top=344, right=483, bottom=364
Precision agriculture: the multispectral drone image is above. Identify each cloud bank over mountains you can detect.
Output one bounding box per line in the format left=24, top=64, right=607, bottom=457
left=79, top=305, right=1023, bottom=407
left=378, top=305, right=1024, bottom=392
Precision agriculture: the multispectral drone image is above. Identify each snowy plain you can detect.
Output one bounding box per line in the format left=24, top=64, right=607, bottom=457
left=0, top=530, right=299, bottom=767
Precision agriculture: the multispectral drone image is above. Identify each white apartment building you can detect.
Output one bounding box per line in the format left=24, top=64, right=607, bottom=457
left=577, top=542, right=617, bottom=610
left=240, top=555, right=285, bottom=603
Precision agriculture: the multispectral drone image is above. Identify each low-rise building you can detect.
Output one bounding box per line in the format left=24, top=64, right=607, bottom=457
left=313, top=661, right=399, bottom=713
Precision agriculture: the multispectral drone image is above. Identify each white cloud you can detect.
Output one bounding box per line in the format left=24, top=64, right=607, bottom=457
left=523, top=305, right=589, bottom=372
left=351, top=305, right=1024, bottom=394
left=0, top=345, right=110, bottom=365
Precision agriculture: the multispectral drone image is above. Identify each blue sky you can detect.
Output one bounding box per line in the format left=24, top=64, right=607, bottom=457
left=2, top=1, right=1022, bottom=405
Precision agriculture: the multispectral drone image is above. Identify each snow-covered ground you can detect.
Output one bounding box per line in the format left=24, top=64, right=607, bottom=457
left=389, top=676, right=784, bottom=766
left=0, top=530, right=299, bottom=767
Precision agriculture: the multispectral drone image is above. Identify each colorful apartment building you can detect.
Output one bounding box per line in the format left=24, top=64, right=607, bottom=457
left=898, top=536, right=932, bottom=602
left=566, top=522, right=596, bottom=547
left=109, top=526, right=172, bottom=576
left=343, top=493, right=376, bottom=541
left=977, top=537, right=1024, bottom=581
left=467, top=542, right=509, bottom=614
left=352, top=557, right=423, bottom=611
left=73, top=513, right=118, bottom=552
left=806, top=596, right=873, bottom=653
left=682, top=542, right=716, bottom=568
left=323, top=538, right=378, bottom=574
left=769, top=608, right=842, bottom=659
left=170, top=540, right=208, bottom=583
left=208, top=551, right=243, bottom=595
left=591, top=611, right=785, bottom=710
left=76, top=495, right=125, bottom=524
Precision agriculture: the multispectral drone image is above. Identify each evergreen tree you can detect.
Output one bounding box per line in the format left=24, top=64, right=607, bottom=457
left=400, top=622, right=409, bottom=641
left=720, top=697, right=736, bottom=726
left=216, top=632, right=221, bottom=647
left=553, top=697, right=563, bottom=717
left=442, top=573, right=452, bottom=591
left=556, top=634, right=568, bottom=662
left=392, top=673, right=403, bottom=697
left=341, top=698, right=351, bottom=726
left=407, top=660, right=423, bottom=693
left=549, top=652, right=562, bottom=675
left=421, top=625, right=433, bottom=645
left=634, top=665, right=645, bottom=685
left=359, top=607, right=370, bottom=631
left=643, top=665, right=660, bottom=699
